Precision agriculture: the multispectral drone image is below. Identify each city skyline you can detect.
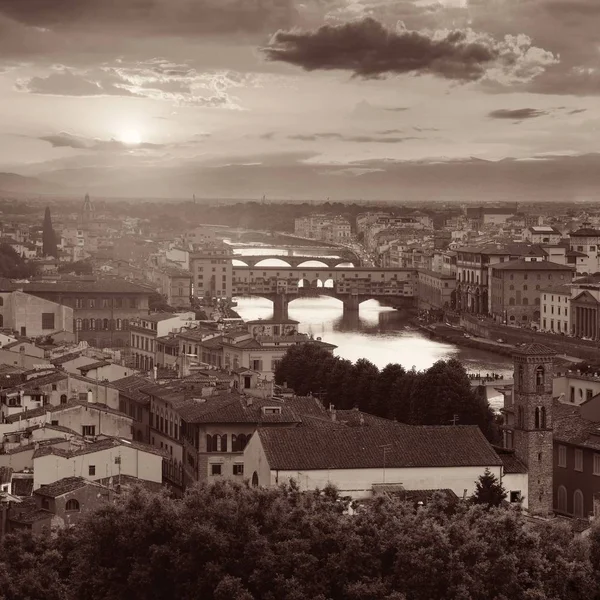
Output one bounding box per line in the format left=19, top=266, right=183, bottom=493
left=1, top=0, right=599, bottom=200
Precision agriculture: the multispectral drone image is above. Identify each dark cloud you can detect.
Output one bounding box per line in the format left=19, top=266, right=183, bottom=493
left=288, top=132, right=418, bottom=143
left=385, top=107, right=410, bottom=112
left=39, top=132, right=166, bottom=151
left=488, top=108, right=547, bottom=120
left=263, top=17, right=556, bottom=83
left=0, top=0, right=299, bottom=35
left=569, top=108, right=587, bottom=115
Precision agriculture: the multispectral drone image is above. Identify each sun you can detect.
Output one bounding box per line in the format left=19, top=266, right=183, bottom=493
left=119, top=129, right=142, bottom=145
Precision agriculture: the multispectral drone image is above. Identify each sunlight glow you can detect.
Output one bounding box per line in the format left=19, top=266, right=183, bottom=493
left=119, top=129, right=142, bottom=145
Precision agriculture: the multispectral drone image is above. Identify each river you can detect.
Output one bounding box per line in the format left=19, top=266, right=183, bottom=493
left=228, top=245, right=514, bottom=410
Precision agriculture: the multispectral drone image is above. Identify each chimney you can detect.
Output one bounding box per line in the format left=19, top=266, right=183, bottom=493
left=329, top=404, right=336, bottom=421
left=245, top=396, right=253, bottom=407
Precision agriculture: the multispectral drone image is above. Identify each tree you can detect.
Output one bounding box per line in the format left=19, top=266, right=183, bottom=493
left=42, top=206, right=58, bottom=257
left=149, top=292, right=175, bottom=313
left=0, top=244, right=37, bottom=279
left=470, top=468, right=507, bottom=508
left=58, top=260, right=92, bottom=275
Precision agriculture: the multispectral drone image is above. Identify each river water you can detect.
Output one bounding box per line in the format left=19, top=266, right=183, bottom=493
left=229, top=245, right=514, bottom=410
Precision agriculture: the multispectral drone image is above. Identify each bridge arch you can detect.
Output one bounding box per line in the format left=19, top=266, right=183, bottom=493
left=297, top=278, right=311, bottom=288
left=254, top=258, right=293, bottom=267
left=334, top=261, right=355, bottom=268
left=297, top=259, right=329, bottom=268
left=323, top=278, right=335, bottom=288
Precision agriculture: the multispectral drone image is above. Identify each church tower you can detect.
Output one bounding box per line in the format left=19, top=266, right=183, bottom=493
left=511, top=343, right=555, bottom=515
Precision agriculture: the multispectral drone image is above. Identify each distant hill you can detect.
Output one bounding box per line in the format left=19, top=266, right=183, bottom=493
left=0, top=172, right=64, bottom=195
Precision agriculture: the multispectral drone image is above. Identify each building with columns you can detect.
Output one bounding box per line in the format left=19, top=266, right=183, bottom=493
left=570, top=290, right=600, bottom=339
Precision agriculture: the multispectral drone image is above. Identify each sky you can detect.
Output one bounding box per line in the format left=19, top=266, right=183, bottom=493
left=1, top=0, right=600, bottom=200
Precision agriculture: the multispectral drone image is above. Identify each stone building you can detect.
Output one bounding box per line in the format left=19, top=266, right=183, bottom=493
left=540, top=284, right=571, bottom=334
left=502, top=343, right=556, bottom=515
left=14, top=278, right=152, bottom=348
left=189, top=242, right=233, bottom=300
left=416, top=269, right=456, bottom=310
left=489, top=260, right=574, bottom=325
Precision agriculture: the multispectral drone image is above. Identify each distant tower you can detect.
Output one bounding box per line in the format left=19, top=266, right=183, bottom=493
left=81, top=193, right=95, bottom=227
left=511, top=343, right=556, bottom=515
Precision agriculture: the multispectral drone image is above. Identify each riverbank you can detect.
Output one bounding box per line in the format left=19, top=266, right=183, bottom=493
left=417, top=322, right=584, bottom=365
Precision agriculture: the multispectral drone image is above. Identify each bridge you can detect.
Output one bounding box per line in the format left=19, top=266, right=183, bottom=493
left=232, top=265, right=417, bottom=318
left=232, top=254, right=358, bottom=268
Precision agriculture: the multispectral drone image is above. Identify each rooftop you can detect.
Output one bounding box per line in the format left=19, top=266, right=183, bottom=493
left=553, top=400, right=600, bottom=451
left=491, top=259, right=574, bottom=271
left=34, top=476, right=90, bottom=498
left=570, top=228, right=600, bottom=237
left=258, top=424, right=502, bottom=471
left=513, top=343, right=557, bottom=356
left=18, top=278, right=153, bottom=295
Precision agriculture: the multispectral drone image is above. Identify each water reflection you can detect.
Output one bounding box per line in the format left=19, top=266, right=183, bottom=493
left=234, top=296, right=513, bottom=410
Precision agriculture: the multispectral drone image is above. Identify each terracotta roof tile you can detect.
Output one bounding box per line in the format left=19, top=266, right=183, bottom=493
left=258, top=425, right=503, bottom=471
left=513, top=343, right=556, bottom=356
left=34, top=476, right=90, bottom=498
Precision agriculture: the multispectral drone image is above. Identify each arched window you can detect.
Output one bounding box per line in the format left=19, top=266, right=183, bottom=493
left=509, top=285, right=514, bottom=290
left=509, top=298, right=515, bottom=306
left=252, top=471, right=259, bottom=487
left=90, top=318, right=96, bottom=330
left=233, top=434, right=248, bottom=452
left=536, top=365, right=544, bottom=386
left=535, top=407, right=540, bottom=429
left=541, top=406, right=547, bottom=428
left=60, top=394, right=67, bottom=404
left=96, top=318, right=103, bottom=330
left=206, top=434, right=214, bottom=452
left=523, top=297, right=529, bottom=306
left=122, top=319, right=129, bottom=330
left=76, top=318, right=82, bottom=331
left=509, top=315, right=515, bottom=321
left=65, top=499, right=80, bottom=511
left=103, top=318, right=109, bottom=330
left=116, top=318, right=122, bottom=330
left=574, top=489, right=584, bottom=518
left=557, top=485, right=567, bottom=512
left=523, top=285, right=528, bottom=291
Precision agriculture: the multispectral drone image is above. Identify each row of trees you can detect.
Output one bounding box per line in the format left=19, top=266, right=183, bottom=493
left=1, top=481, right=598, bottom=600
left=275, top=344, right=497, bottom=441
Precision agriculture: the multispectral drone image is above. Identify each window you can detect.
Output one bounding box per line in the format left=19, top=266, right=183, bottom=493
left=536, top=365, right=544, bottom=387
left=102, top=298, right=110, bottom=308
left=76, top=318, right=82, bottom=331
left=574, top=490, right=584, bottom=518
left=88, top=465, right=96, bottom=476
left=82, top=425, right=96, bottom=436
left=557, top=485, right=567, bottom=512
left=558, top=445, right=567, bottom=468
left=75, top=298, right=84, bottom=309
left=233, top=464, right=244, bottom=476
left=52, top=383, right=57, bottom=391
left=211, top=463, right=222, bottom=476
left=575, top=449, right=584, bottom=472
left=89, top=299, right=96, bottom=308
left=60, top=394, right=67, bottom=404
left=509, top=491, right=521, bottom=503
left=41, top=312, right=55, bottom=330
left=594, top=454, right=600, bottom=475
left=65, top=499, right=80, bottom=511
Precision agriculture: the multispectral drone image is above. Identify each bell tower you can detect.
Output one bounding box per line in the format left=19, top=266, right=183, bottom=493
left=511, top=343, right=555, bottom=515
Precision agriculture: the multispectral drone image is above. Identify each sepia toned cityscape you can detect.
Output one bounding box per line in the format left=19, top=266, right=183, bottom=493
left=2, top=0, right=600, bottom=598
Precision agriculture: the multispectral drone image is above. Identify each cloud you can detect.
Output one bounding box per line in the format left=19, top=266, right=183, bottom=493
left=38, top=132, right=167, bottom=151
left=15, top=62, right=245, bottom=108
left=0, top=0, right=301, bottom=35
left=287, top=132, right=419, bottom=143
left=262, top=17, right=556, bottom=84
left=488, top=108, right=547, bottom=120
left=16, top=69, right=142, bottom=97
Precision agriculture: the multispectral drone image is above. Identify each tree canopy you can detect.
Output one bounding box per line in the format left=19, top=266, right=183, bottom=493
left=275, top=344, right=497, bottom=441
left=0, top=244, right=37, bottom=279
left=0, top=481, right=598, bottom=600
left=42, top=206, right=58, bottom=258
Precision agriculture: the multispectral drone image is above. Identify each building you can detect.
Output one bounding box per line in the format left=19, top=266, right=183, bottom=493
left=146, top=266, right=193, bottom=308
left=0, top=290, right=74, bottom=339
left=130, top=312, right=195, bottom=372
left=243, top=423, right=512, bottom=501
left=466, top=205, right=518, bottom=228
left=32, top=437, right=165, bottom=489
left=112, top=375, right=153, bottom=443
left=553, top=369, right=600, bottom=405
left=417, top=270, right=456, bottom=310
left=523, top=226, right=562, bottom=245
left=32, top=477, right=113, bottom=528
left=501, top=344, right=556, bottom=515
left=183, top=227, right=217, bottom=248
left=552, top=394, right=600, bottom=518
left=570, top=287, right=600, bottom=340
left=294, top=215, right=352, bottom=243
left=189, top=242, right=233, bottom=300
left=12, top=278, right=153, bottom=348
left=540, top=285, right=571, bottom=334
left=489, top=260, right=574, bottom=325
left=569, top=227, right=600, bottom=275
